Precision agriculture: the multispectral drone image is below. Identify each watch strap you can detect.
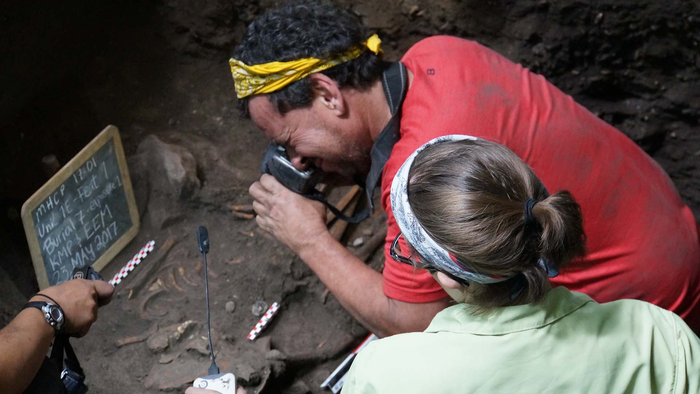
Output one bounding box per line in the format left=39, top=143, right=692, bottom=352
left=24, top=301, right=49, bottom=311
left=35, top=293, right=63, bottom=310
left=23, top=300, right=63, bottom=333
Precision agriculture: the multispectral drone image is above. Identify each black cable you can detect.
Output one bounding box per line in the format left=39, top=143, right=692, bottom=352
left=35, top=293, right=63, bottom=311
left=305, top=190, right=370, bottom=224
left=202, top=251, right=219, bottom=375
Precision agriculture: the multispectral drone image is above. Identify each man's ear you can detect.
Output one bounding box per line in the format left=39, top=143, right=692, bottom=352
left=309, top=73, right=346, bottom=117
left=436, top=271, right=463, bottom=290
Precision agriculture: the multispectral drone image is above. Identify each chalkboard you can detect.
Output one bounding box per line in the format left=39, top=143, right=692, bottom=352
left=22, top=126, right=140, bottom=289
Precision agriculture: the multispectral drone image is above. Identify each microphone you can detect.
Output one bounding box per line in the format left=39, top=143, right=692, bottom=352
left=192, top=226, right=234, bottom=391
left=197, top=226, right=210, bottom=254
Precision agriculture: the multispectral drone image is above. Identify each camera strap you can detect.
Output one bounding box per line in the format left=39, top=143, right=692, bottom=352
left=307, top=61, right=408, bottom=223
left=23, top=334, right=86, bottom=394
left=51, top=334, right=88, bottom=394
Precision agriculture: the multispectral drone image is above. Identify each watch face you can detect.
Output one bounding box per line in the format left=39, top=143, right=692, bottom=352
left=42, top=303, right=64, bottom=331
left=50, top=307, right=62, bottom=321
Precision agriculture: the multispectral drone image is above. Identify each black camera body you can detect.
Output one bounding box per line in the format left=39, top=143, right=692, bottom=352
left=260, top=143, right=323, bottom=195
left=61, top=368, right=88, bottom=394
left=71, top=265, right=103, bottom=281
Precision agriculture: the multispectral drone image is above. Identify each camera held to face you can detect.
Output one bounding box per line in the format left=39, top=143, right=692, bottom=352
left=260, top=143, right=323, bottom=195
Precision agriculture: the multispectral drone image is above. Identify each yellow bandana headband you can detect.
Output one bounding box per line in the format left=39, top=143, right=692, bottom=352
left=229, top=34, right=382, bottom=99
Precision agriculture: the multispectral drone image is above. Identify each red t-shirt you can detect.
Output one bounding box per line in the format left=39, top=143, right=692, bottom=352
left=381, top=36, right=700, bottom=331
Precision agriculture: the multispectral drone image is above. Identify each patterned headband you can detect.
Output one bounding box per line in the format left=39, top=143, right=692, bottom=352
left=229, top=34, right=382, bottom=99
left=390, top=135, right=513, bottom=285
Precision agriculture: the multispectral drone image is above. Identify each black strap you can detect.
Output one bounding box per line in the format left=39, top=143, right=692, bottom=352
left=23, top=357, right=67, bottom=394
left=310, top=62, right=408, bottom=223
left=24, top=278, right=90, bottom=393
left=307, top=190, right=366, bottom=224
left=24, top=301, right=48, bottom=312
left=35, top=294, right=63, bottom=309
left=50, top=334, right=66, bottom=367
left=23, top=301, right=59, bottom=338
left=50, top=334, right=85, bottom=386
left=63, top=338, right=84, bottom=377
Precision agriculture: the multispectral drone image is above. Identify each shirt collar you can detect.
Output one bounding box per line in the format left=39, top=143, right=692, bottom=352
left=425, top=287, right=594, bottom=335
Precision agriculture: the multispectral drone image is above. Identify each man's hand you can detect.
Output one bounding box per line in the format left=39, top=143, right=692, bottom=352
left=0, top=279, right=114, bottom=393
left=33, top=279, right=114, bottom=337
left=249, top=174, right=327, bottom=254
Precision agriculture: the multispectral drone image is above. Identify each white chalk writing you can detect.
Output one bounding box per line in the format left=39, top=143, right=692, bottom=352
left=32, top=140, right=131, bottom=286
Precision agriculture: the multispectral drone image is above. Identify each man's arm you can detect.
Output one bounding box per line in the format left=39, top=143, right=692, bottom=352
left=0, top=307, right=56, bottom=394
left=250, top=175, right=450, bottom=337
left=0, top=279, right=114, bottom=394
left=298, top=231, right=451, bottom=337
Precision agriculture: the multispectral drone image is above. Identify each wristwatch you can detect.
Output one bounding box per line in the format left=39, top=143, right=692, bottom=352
left=23, top=301, right=65, bottom=332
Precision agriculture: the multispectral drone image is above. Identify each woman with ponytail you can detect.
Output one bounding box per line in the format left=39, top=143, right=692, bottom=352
left=342, top=136, right=700, bottom=394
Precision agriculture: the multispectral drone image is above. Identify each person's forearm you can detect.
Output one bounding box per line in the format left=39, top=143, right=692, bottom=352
left=297, top=231, right=449, bottom=337
left=0, top=306, right=56, bottom=394
left=247, top=176, right=448, bottom=334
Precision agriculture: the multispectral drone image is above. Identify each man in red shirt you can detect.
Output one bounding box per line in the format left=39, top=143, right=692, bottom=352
left=237, top=2, right=700, bottom=336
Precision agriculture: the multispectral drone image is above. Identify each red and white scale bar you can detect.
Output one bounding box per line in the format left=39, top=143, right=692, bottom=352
left=247, top=302, right=280, bottom=341
left=108, top=240, right=156, bottom=286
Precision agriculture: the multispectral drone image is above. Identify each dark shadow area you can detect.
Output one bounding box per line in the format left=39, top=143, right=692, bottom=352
left=0, top=0, right=163, bottom=297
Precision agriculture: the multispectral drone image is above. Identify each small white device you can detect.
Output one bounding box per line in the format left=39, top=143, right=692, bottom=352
left=193, top=373, right=236, bottom=394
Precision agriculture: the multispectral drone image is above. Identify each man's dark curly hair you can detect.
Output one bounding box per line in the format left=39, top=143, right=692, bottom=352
left=233, top=1, right=384, bottom=118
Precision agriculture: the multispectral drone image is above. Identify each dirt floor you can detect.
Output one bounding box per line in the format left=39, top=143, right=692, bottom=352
left=1, top=0, right=699, bottom=393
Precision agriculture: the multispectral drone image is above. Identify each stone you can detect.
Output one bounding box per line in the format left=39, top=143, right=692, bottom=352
left=265, top=349, right=287, bottom=361
left=126, top=154, right=150, bottom=218
left=225, top=300, right=236, bottom=313
left=136, top=134, right=201, bottom=200
left=351, top=237, right=364, bottom=247
left=146, top=332, right=169, bottom=353
left=161, top=146, right=199, bottom=197
left=252, top=300, right=268, bottom=316
left=133, top=135, right=201, bottom=228
left=594, top=13, right=604, bottom=24
left=235, top=363, right=262, bottom=386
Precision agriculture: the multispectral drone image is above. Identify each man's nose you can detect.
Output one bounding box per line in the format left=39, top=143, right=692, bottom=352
left=287, top=149, right=310, bottom=171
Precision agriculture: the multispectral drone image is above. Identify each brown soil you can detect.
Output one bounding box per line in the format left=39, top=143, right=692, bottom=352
left=1, top=0, right=698, bottom=393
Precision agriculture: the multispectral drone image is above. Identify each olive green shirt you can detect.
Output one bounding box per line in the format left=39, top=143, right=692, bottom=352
left=342, top=287, right=700, bottom=394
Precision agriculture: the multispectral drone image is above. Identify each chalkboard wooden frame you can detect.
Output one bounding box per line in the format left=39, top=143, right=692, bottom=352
left=21, top=125, right=140, bottom=289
